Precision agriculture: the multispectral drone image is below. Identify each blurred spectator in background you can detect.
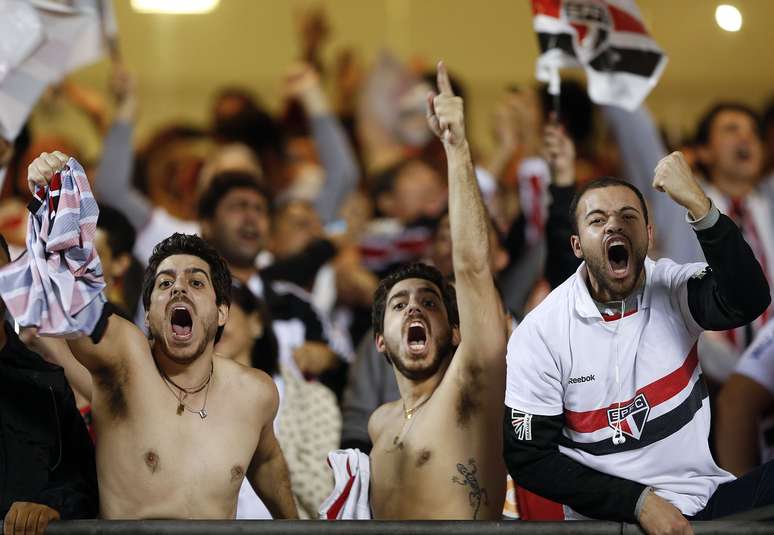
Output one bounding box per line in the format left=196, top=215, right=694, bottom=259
left=760, top=99, right=774, bottom=179
left=717, top=319, right=774, bottom=476
left=95, top=205, right=138, bottom=319
left=198, top=172, right=346, bottom=397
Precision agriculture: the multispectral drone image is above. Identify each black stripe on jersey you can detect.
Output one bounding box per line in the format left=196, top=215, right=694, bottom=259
left=537, top=32, right=663, bottom=77
left=587, top=47, right=663, bottom=77
left=537, top=32, right=576, bottom=56
left=558, top=375, right=708, bottom=456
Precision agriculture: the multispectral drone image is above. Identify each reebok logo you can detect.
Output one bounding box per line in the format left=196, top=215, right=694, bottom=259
left=569, top=374, right=595, bottom=384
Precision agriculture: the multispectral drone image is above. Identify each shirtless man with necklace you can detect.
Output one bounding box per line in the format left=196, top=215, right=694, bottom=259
left=18, top=152, right=298, bottom=519
left=368, top=63, right=508, bottom=519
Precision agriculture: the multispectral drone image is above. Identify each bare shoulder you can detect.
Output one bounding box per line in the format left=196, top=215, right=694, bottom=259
left=216, top=357, right=279, bottom=411
left=368, top=400, right=400, bottom=444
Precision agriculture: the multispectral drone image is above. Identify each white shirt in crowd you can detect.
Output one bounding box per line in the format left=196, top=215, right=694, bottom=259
left=505, top=258, right=734, bottom=519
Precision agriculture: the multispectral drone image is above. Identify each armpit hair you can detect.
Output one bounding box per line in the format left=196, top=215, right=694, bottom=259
left=93, top=360, right=129, bottom=419
left=456, top=364, right=483, bottom=427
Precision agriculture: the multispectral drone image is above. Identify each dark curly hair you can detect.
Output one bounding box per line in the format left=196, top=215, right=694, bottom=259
left=372, top=262, right=458, bottom=337
left=197, top=171, right=273, bottom=221
left=142, top=233, right=232, bottom=343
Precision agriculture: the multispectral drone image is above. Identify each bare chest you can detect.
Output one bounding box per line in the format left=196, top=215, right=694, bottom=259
left=93, top=388, right=261, bottom=517
left=369, top=399, right=505, bottom=520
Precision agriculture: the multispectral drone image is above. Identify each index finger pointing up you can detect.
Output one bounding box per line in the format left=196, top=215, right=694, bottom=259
left=436, top=61, right=454, bottom=96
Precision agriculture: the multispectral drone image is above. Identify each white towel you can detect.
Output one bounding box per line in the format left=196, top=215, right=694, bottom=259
left=318, top=449, right=371, bottom=520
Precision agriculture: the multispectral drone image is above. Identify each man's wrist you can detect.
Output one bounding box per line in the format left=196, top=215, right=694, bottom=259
left=445, top=139, right=471, bottom=157
left=687, top=199, right=720, bottom=231
left=685, top=195, right=712, bottom=222
left=300, top=88, right=330, bottom=116
left=635, top=486, right=654, bottom=520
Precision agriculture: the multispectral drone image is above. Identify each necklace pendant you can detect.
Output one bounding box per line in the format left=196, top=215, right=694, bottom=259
left=198, top=409, right=207, bottom=419
left=176, top=403, right=184, bottom=415
left=405, top=411, right=413, bottom=420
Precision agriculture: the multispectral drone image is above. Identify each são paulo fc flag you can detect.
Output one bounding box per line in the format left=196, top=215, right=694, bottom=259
left=532, top=0, right=667, bottom=111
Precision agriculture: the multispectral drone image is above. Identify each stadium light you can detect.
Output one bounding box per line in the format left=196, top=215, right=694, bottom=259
left=715, top=4, right=742, bottom=32
left=131, top=0, right=220, bottom=14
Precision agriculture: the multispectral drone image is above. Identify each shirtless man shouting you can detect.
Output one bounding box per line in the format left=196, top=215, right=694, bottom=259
left=368, top=62, right=508, bottom=519
left=15, top=152, right=298, bottom=519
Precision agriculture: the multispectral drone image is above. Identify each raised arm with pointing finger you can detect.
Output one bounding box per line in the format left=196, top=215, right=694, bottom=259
left=367, top=62, right=507, bottom=520
left=426, top=62, right=506, bottom=365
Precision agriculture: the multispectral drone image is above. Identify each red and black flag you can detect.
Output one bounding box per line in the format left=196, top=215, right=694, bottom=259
left=532, top=0, right=667, bottom=111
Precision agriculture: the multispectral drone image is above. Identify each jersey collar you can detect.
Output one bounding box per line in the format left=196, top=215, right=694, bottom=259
left=572, top=257, right=655, bottom=321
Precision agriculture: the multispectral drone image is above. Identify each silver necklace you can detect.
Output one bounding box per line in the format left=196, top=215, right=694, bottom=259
left=157, top=361, right=213, bottom=419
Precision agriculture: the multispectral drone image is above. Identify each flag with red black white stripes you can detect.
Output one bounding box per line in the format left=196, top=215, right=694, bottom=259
left=531, top=0, right=667, bottom=111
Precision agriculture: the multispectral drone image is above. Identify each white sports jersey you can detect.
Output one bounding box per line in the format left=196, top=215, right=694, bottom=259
left=505, top=258, right=734, bottom=518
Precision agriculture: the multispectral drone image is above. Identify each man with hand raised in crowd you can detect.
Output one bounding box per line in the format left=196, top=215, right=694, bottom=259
left=504, top=151, right=770, bottom=535
left=368, top=62, right=507, bottom=519
left=14, top=152, right=298, bottom=520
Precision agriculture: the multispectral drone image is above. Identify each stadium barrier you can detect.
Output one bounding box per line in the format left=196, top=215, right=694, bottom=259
left=5, top=520, right=771, bottom=535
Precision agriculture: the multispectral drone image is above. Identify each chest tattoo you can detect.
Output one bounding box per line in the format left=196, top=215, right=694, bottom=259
left=452, top=458, right=488, bottom=519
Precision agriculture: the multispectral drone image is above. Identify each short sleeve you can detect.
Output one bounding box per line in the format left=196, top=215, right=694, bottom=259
left=735, top=321, right=774, bottom=395
left=505, top=316, right=564, bottom=416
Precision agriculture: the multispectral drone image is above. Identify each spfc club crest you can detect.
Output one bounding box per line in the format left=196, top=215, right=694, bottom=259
left=561, top=0, right=612, bottom=64
left=607, top=393, right=650, bottom=440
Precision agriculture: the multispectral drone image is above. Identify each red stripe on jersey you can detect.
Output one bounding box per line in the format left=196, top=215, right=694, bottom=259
left=601, top=308, right=638, bottom=322
left=564, top=344, right=698, bottom=433
left=532, top=0, right=560, bottom=18
left=608, top=4, right=648, bottom=35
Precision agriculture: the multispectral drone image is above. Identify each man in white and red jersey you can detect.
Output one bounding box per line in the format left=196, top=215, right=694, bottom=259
left=504, top=151, right=770, bottom=535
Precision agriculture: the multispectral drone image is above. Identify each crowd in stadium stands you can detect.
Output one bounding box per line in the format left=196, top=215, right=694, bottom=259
left=2, top=8, right=774, bottom=535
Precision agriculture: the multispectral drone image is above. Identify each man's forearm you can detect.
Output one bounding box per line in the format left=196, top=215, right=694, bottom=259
left=252, top=453, right=298, bottom=519
left=503, top=409, right=645, bottom=522
left=448, top=142, right=490, bottom=275
left=311, top=115, right=359, bottom=224
left=688, top=211, right=771, bottom=330
left=93, top=120, right=151, bottom=230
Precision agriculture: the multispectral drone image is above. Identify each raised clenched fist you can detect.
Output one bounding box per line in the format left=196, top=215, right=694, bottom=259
left=27, top=151, right=69, bottom=194
left=426, top=61, right=466, bottom=148
left=652, top=151, right=711, bottom=220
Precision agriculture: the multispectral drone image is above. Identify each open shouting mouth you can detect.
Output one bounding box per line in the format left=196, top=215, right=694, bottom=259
left=606, top=236, right=631, bottom=279
left=406, top=320, right=428, bottom=355
left=170, top=305, right=194, bottom=342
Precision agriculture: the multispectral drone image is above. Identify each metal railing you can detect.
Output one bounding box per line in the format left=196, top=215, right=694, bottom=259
left=6, top=520, right=770, bottom=535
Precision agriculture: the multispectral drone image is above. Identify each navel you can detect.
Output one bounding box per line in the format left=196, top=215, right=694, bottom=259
left=144, top=450, right=160, bottom=473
